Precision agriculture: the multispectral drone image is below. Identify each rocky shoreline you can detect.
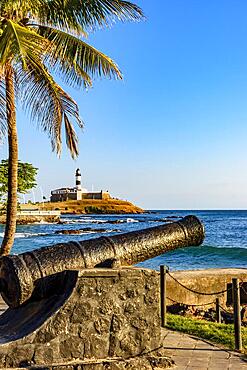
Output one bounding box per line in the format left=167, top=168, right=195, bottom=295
left=0, top=214, right=60, bottom=225
left=55, top=227, right=121, bottom=235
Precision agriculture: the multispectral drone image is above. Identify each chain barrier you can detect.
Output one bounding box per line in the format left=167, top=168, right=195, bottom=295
left=219, top=304, right=233, bottom=316
left=164, top=267, right=247, bottom=320
left=167, top=270, right=230, bottom=296
left=167, top=296, right=216, bottom=307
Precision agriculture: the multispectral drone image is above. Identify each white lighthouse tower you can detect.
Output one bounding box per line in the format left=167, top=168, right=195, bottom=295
left=75, top=168, right=88, bottom=199
left=75, top=168, right=82, bottom=191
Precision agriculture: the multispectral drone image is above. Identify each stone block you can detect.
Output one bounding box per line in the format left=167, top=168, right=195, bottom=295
left=33, top=344, right=54, bottom=365
left=59, top=336, right=84, bottom=359
left=5, top=345, right=34, bottom=368
left=0, top=268, right=169, bottom=368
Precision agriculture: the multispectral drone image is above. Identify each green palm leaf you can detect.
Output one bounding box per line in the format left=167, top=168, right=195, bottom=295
left=0, top=20, right=47, bottom=67
left=36, top=25, right=121, bottom=88
left=16, top=56, right=82, bottom=158
left=0, top=0, right=47, bottom=18
left=40, top=0, right=144, bottom=33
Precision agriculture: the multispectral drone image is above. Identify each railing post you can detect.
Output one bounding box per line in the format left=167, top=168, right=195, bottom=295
left=216, top=298, right=221, bottom=323
left=160, top=265, right=167, bottom=327
left=232, top=278, right=242, bottom=351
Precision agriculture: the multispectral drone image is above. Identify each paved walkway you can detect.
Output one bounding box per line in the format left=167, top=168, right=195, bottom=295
left=163, top=330, right=247, bottom=370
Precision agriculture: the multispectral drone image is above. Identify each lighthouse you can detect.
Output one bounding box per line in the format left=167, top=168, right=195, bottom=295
left=50, top=169, right=111, bottom=202
left=75, top=168, right=82, bottom=191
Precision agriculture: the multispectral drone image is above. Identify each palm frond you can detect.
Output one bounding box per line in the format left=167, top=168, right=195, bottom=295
left=36, top=25, right=121, bottom=88
left=38, top=0, right=144, bottom=33
left=0, top=20, right=47, bottom=67
left=16, top=56, right=82, bottom=158
left=0, top=0, right=43, bottom=17
left=64, top=113, right=79, bottom=157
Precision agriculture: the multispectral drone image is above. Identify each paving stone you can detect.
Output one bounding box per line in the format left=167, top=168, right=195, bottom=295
left=210, top=351, right=230, bottom=359
left=162, top=350, right=174, bottom=356
left=172, top=358, right=190, bottom=366
left=189, top=359, right=210, bottom=365
left=209, top=359, right=230, bottom=365
left=164, top=329, right=247, bottom=370
left=192, top=353, right=213, bottom=359
left=186, top=367, right=208, bottom=370
left=195, top=343, right=214, bottom=349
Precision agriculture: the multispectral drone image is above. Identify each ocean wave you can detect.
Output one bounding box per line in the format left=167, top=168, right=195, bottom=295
left=55, top=228, right=121, bottom=235
left=33, top=221, right=55, bottom=225
left=173, top=244, right=247, bottom=259
left=202, top=244, right=247, bottom=254
left=0, top=232, right=49, bottom=239
left=60, top=217, right=140, bottom=225
left=0, top=228, right=121, bottom=239
left=61, top=218, right=107, bottom=224
left=78, top=218, right=107, bottom=223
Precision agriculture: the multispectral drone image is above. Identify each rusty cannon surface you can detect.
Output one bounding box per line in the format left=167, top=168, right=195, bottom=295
left=0, top=215, right=204, bottom=308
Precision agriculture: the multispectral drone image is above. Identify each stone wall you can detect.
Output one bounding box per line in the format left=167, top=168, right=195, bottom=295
left=0, top=268, right=172, bottom=369
left=81, top=192, right=111, bottom=200
left=51, top=192, right=111, bottom=203
left=50, top=193, right=77, bottom=202
left=166, top=268, right=247, bottom=307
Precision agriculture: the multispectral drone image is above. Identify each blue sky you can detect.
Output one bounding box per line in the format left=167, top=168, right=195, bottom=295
left=1, top=0, right=247, bottom=209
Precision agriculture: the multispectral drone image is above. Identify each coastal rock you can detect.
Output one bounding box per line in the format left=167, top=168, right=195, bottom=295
left=55, top=229, right=82, bottom=235
left=107, top=220, right=124, bottom=224
left=0, top=215, right=60, bottom=225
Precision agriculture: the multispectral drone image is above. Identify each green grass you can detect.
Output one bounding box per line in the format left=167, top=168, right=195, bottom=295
left=167, top=313, right=247, bottom=352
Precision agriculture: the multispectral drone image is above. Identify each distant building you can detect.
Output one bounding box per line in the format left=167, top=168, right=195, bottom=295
left=50, top=169, right=111, bottom=202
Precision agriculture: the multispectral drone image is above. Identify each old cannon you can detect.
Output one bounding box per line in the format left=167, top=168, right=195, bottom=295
left=0, top=215, right=205, bottom=369
left=0, top=215, right=204, bottom=308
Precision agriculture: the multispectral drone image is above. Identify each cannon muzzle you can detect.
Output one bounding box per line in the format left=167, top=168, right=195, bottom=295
left=0, top=215, right=204, bottom=308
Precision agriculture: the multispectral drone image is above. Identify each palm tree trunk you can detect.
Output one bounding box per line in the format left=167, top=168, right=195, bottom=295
left=0, top=65, right=18, bottom=256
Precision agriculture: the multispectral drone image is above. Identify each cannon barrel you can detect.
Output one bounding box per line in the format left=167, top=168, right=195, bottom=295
left=0, top=215, right=204, bottom=308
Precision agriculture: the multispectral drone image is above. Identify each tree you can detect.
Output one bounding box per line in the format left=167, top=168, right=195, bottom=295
left=0, top=160, right=38, bottom=199
left=0, top=0, right=144, bottom=255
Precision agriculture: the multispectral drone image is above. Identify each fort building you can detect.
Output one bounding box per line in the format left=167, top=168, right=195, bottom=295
left=50, top=169, right=111, bottom=202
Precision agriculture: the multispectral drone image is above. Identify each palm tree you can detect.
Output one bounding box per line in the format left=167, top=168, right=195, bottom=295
left=0, top=0, right=144, bottom=255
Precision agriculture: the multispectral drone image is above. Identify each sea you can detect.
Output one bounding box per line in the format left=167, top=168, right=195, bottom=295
left=1, top=210, right=247, bottom=272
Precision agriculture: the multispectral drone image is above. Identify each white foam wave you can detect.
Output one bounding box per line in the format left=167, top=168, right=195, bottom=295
left=56, top=229, right=121, bottom=235
left=126, top=218, right=139, bottom=223
left=59, top=217, right=140, bottom=225
left=79, top=218, right=106, bottom=224
left=61, top=218, right=106, bottom=224
left=33, top=221, right=54, bottom=225
left=0, top=232, right=48, bottom=239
